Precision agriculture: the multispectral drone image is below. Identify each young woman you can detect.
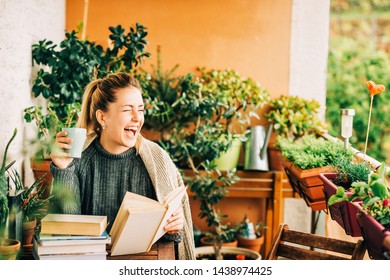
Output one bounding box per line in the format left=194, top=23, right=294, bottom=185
left=50, top=72, right=195, bottom=260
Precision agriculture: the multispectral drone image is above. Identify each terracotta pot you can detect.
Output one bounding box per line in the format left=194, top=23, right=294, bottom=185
left=237, top=235, right=264, bottom=253
left=30, top=158, right=53, bottom=199
left=290, top=164, right=332, bottom=187
left=200, top=236, right=238, bottom=247
left=0, top=239, right=21, bottom=260
left=22, top=219, right=37, bottom=246
left=319, top=173, right=361, bottom=237
left=268, top=146, right=284, bottom=171
left=283, top=159, right=328, bottom=211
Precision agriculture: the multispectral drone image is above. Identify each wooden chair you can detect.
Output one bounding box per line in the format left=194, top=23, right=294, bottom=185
left=265, top=224, right=366, bottom=260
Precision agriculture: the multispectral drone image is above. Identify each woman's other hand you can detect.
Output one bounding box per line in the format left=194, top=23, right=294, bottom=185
left=50, top=131, right=74, bottom=169
left=164, top=206, right=184, bottom=234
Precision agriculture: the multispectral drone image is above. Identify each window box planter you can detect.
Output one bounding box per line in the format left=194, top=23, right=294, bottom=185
left=352, top=202, right=390, bottom=260
left=283, top=162, right=328, bottom=211
left=319, top=173, right=361, bottom=237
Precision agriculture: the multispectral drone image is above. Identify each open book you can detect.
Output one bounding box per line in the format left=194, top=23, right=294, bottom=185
left=109, top=186, right=186, bottom=256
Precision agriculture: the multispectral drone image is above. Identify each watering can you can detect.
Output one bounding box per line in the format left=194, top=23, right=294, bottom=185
left=244, top=125, right=273, bottom=171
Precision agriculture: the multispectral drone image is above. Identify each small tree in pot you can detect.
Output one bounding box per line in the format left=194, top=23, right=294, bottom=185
left=142, top=64, right=269, bottom=259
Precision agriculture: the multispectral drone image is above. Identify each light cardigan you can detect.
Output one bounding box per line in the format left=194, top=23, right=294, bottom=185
left=83, top=133, right=196, bottom=260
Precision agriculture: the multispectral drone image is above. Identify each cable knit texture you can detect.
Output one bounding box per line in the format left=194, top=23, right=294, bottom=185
left=50, top=134, right=195, bottom=260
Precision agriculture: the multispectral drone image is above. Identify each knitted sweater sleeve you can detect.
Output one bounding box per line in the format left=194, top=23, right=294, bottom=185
left=50, top=162, right=81, bottom=215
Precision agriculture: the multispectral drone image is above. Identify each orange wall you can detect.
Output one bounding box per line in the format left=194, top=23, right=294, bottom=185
left=66, top=0, right=292, bottom=98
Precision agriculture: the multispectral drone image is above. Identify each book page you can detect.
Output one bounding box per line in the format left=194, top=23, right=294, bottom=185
left=109, top=192, right=162, bottom=240
left=110, top=208, right=165, bottom=256
left=150, top=187, right=187, bottom=245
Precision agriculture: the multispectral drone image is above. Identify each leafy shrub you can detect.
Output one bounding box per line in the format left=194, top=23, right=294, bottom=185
left=264, top=95, right=326, bottom=140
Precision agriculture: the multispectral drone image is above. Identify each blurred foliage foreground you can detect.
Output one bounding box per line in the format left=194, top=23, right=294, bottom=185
left=326, top=4, right=390, bottom=162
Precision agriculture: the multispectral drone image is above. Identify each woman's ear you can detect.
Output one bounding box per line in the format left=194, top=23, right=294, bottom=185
left=96, top=110, right=106, bottom=129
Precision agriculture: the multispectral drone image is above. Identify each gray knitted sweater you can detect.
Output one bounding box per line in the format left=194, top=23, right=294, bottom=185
left=50, top=136, right=195, bottom=259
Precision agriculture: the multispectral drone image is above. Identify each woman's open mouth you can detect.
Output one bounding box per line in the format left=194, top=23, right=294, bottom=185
left=124, top=127, right=138, bottom=137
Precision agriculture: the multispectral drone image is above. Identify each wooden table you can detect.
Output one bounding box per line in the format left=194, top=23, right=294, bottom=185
left=21, top=241, right=175, bottom=260
left=107, top=241, right=175, bottom=260
left=183, top=170, right=294, bottom=256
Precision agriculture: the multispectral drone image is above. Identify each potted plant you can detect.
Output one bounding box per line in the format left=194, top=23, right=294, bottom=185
left=263, top=95, right=326, bottom=171
left=0, top=128, right=21, bottom=260
left=319, top=157, right=371, bottom=236
left=328, top=163, right=390, bottom=259
left=199, top=224, right=238, bottom=248
left=26, top=23, right=151, bottom=194
left=7, top=168, right=52, bottom=247
left=277, top=134, right=354, bottom=211
left=30, top=23, right=150, bottom=120
left=196, top=67, right=270, bottom=171
left=24, top=102, right=81, bottom=198
left=142, top=63, right=267, bottom=259
left=141, top=64, right=270, bottom=171
left=235, top=215, right=266, bottom=253
left=138, top=45, right=198, bottom=142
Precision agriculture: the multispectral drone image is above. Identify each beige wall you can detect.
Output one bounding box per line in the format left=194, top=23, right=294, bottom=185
left=0, top=0, right=65, bottom=185
left=66, top=0, right=292, bottom=98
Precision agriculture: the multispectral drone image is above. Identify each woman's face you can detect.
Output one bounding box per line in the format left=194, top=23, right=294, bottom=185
left=98, top=86, right=144, bottom=154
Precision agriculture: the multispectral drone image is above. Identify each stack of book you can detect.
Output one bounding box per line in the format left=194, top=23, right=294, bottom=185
left=33, top=214, right=110, bottom=260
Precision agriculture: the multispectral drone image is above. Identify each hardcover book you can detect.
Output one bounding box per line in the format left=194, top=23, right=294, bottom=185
left=32, top=250, right=107, bottom=260
left=40, top=214, right=108, bottom=236
left=36, top=231, right=111, bottom=246
left=33, top=235, right=108, bottom=255
left=109, top=186, right=186, bottom=256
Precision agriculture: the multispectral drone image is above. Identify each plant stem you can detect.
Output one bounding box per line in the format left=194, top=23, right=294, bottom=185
left=363, top=96, right=374, bottom=160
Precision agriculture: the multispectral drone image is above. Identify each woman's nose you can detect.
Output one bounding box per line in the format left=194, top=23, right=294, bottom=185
left=132, top=111, right=140, bottom=121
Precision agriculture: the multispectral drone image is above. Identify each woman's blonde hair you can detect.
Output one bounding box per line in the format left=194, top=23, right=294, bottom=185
left=77, top=72, right=143, bottom=151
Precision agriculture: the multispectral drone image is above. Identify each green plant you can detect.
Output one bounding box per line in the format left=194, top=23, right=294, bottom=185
left=23, top=102, right=81, bottom=159
left=138, top=46, right=198, bottom=140
left=328, top=163, right=390, bottom=229
left=31, top=23, right=150, bottom=120
left=197, top=67, right=270, bottom=136
left=144, top=65, right=269, bottom=259
left=330, top=157, right=371, bottom=189
left=264, top=95, right=326, bottom=140
left=236, top=215, right=266, bottom=238
left=277, top=134, right=354, bottom=170
left=7, top=168, right=52, bottom=223
left=0, top=128, right=17, bottom=238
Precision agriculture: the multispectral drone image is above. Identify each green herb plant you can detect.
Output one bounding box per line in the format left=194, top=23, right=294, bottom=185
left=328, top=163, right=390, bottom=229
left=330, top=157, right=371, bottom=189
left=277, top=134, right=354, bottom=170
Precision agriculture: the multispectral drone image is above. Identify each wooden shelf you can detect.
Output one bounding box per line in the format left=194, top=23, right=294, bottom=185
left=182, top=169, right=294, bottom=255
